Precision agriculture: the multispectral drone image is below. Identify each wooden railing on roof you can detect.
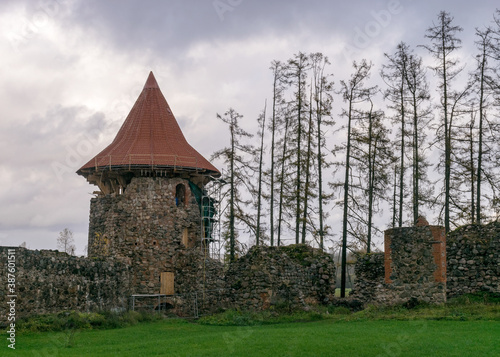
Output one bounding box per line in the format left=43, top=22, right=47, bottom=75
left=93, top=154, right=200, bottom=171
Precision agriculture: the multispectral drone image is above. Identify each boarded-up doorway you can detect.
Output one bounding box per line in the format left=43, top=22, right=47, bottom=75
left=160, top=272, right=174, bottom=295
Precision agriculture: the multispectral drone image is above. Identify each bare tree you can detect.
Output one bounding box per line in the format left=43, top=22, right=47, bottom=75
left=301, top=85, right=317, bottom=244
left=405, top=48, right=433, bottom=224
left=268, top=60, right=287, bottom=246
left=336, top=59, right=376, bottom=297
left=311, top=53, right=335, bottom=250
left=287, top=52, right=311, bottom=244
left=451, top=105, right=478, bottom=223
left=276, top=102, right=294, bottom=247
left=355, top=100, right=392, bottom=252
left=381, top=42, right=410, bottom=227
left=469, top=26, right=500, bottom=223
left=422, top=11, right=464, bottom=233
left=212, top=109, right=255, bottom=262
left=57, top=228, right=76, bottom=255
left=255, top=104, right=267, bottom=245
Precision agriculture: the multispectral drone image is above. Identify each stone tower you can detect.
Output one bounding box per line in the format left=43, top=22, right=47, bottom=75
left=383, top=218, right=447, bottom=303
left=77, top=72, right=220, bottom=294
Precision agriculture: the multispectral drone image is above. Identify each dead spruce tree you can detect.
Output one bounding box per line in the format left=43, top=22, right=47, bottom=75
left=335, top=59, right=376, bottom=297
left=57, top=228, right=76, bottom=255
left=270, top=52, right=334, bottom=247
left=422, top=11, right=464, bottom=233
left=468, top=25, right=500, bottom=223
left=212, top=109, right=256, bottom=262
left=311, top=53, right=335, bottom=250
left=405, top=47, right=433, bottom=224
left=254, top=104, right=267, bottom=246
left=381, top=42, right=410, bottom=227
left=286, top=52, right=311, bottom=244
left=350, top=99, right=392, bottom=253
left=382, top=42, right=433, bottom=225
left=267, top=60, right=287, bottom=246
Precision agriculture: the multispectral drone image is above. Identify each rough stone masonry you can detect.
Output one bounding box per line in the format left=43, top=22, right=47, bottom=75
left=446, top=222, right=500, bottom=298
left=352, top=220, right=499, bottom=306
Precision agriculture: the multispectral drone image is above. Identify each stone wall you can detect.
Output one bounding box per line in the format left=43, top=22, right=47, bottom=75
left=352, top=223, right=447, bottom=306
left=382, top=225, right=447, bottom=304
left=447, top=222, right=500, bottom=298
left=88, top=176, right=201, bottom=295
left=0, top=245, right=227, bottom=322
left=353, top=222, right=500, bottom=305
left=173, top=248, right=226, bottom=316
left=225, top=245, right=336, bottom=310
left=349, top=252, right=385, bottom=303
left=0, top=247, right=130, bottom=325
left=0, top=244, right=335, bottom=322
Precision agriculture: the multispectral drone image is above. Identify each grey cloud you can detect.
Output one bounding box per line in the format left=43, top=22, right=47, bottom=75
left=63, top=0, right=361, bottom=56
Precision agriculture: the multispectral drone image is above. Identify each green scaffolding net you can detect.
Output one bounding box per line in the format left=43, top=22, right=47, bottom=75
left=189, top=181, right=216, bottom=240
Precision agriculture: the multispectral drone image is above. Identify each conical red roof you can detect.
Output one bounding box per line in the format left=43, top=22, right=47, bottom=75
left=77, top=72, right=219, bottom=176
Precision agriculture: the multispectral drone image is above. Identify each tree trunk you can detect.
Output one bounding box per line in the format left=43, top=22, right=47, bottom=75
left=367, top=105, right=374, bottom=253
left=317, top=81, right=325, bottom=250
left=270, top=70, right=278, bottom=246
left=301, top=92, right=313, bottom=244
left=476, top=46, right=486, bottom=224
left=411, top=92, right=419, bottom=224
left=398, top=76, right=405, bottom=227
left=277, top=113, right=290, bottom=247
left=229, top=122, right=236, bottom=262
left=341, top=94, right=353, bottom=298
left=295, top=72, right=303, bottom=245
left=255, top=104, right=266, bottom=245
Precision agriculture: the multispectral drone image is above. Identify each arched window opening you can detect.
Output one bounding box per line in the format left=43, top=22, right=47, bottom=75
left=175, top=184, right=186, bottom=207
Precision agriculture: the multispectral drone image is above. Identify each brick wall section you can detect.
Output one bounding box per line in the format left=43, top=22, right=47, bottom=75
left=447, top=222, right=500, bottom=298
left=354, top=222, right=500, bottom=305
left=384, top=233, right=392, bottom=284
left=431, top=226, right=447, bottom=283
left=0, top=247, right=130, bottom=324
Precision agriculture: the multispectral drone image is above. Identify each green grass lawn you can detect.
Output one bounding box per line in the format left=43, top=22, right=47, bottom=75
left=7, top=318, right=500, bottom=357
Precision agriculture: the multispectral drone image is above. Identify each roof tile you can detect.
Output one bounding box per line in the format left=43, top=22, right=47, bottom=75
left=78, top=72, right=219, bottom=175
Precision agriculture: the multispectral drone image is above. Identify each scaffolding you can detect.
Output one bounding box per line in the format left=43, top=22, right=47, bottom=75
left=200, top=175, right=225, bottom=262
left=130, top=293, right=200, bottom=318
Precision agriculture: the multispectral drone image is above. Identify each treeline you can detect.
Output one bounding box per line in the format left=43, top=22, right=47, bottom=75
left=212, top=11, right=500, bottom=267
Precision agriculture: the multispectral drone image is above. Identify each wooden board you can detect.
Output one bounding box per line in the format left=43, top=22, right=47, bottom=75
left=182, top=228, right=189, bottom=247
left=160, top=272, right=174, bottom=295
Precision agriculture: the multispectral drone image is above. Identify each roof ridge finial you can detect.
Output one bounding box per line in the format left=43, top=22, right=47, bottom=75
left=143, top=71, right=159, bottom=89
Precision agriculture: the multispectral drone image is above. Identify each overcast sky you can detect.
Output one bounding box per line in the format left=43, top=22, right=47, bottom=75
left=1, top=0, right=498, bottom=255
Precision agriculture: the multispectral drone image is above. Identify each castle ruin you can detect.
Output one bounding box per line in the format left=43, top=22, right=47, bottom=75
left=0, top=72, right=336, bottom=323
left=1, top=72, right=496, bottom=324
